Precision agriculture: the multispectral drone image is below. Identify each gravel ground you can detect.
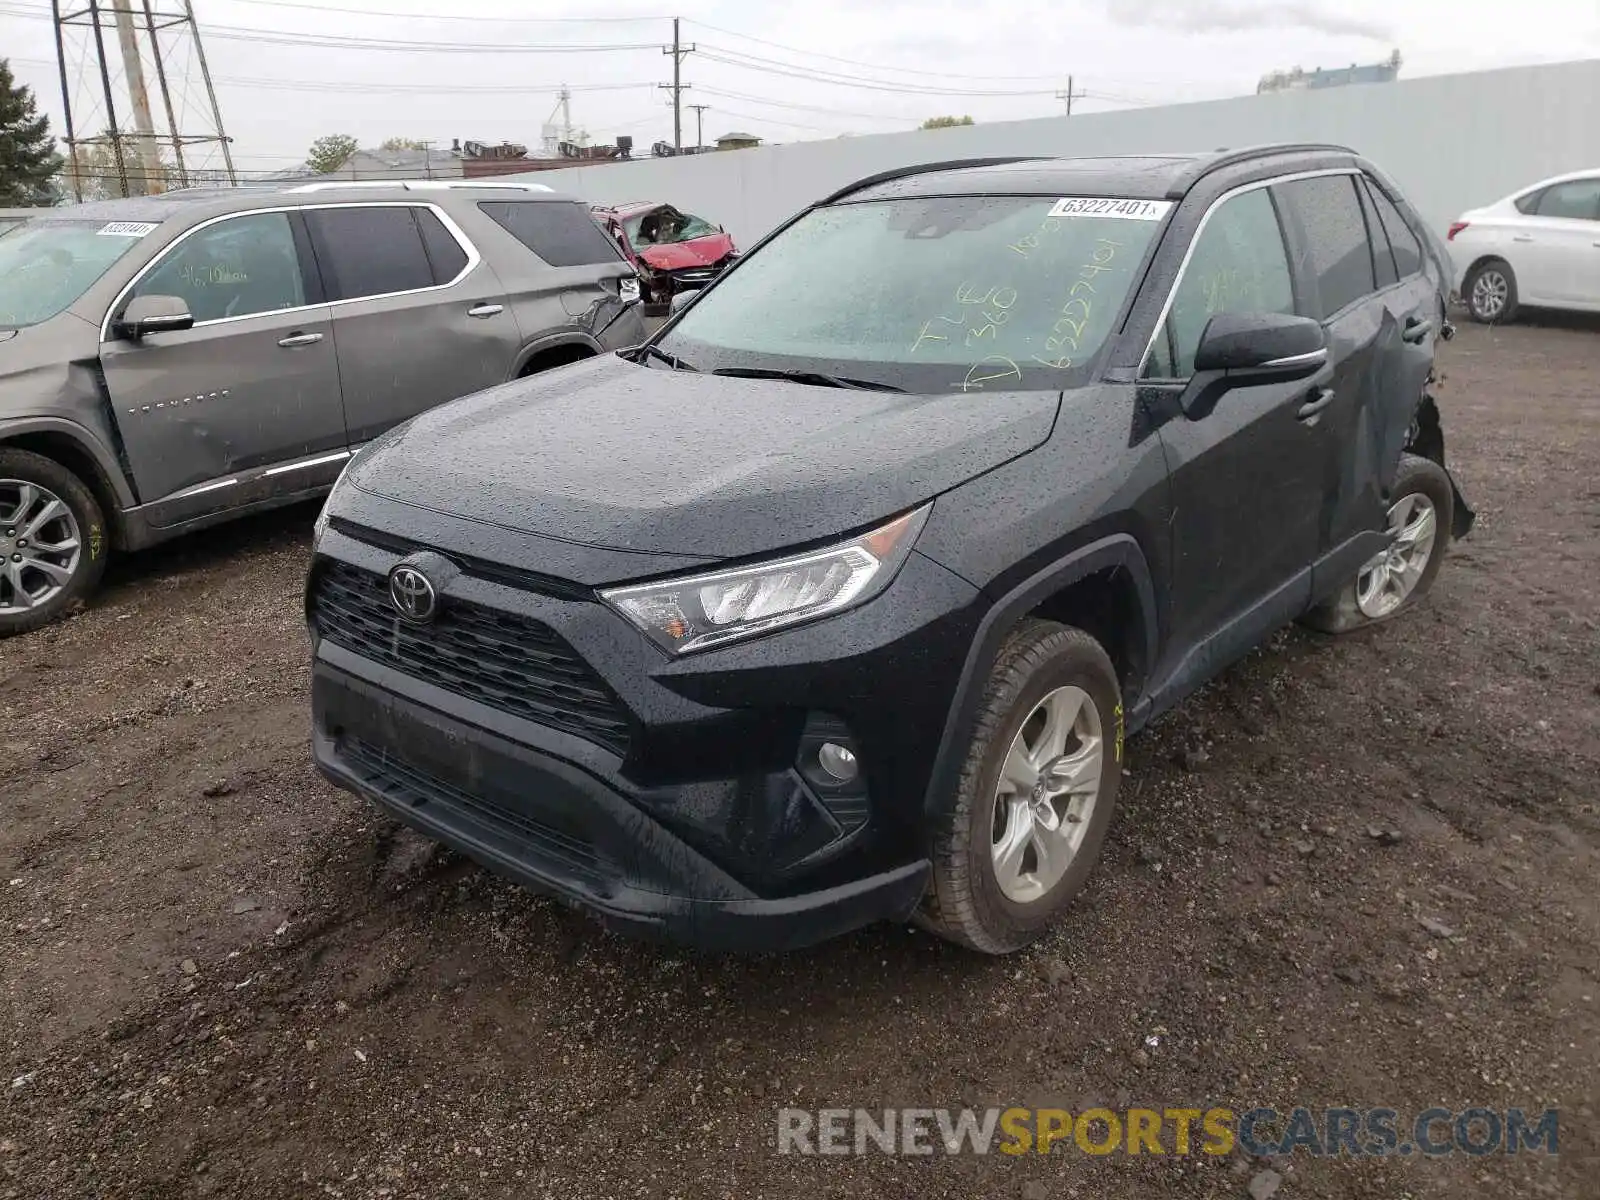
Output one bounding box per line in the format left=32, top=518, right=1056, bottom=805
left=2, top=317, right=1597, bottom=1199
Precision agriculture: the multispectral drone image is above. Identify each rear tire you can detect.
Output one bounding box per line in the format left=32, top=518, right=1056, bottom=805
left=1464, top=258, right=1518, bottom=324
left=1301, top=453, right=1453, bottom=634
left=0, top=448, right=109, bottom=637
left=917, top=619, right=1122, bottom=954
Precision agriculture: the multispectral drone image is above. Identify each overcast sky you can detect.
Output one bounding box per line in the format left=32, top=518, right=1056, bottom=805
left=5, top=0, right=1598, bottom=176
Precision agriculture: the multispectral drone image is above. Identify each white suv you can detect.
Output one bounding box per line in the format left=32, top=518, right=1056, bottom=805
left=1447, top=169, right=1600, bottom=323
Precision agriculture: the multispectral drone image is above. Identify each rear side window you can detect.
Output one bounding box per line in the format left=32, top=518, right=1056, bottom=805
left=1532, top=178, right=1600, bottom=220
left=1367, top=183, right=1424, bottom=277
left=415, top=208, right=469, bottom=283
left=1275, top=175, right=1375, bottom=318
left=479, top=200, right=625, bottom=267
left=305, top=206, right=436, bottom=301
left=1355, top=181, right=1398, bottom=289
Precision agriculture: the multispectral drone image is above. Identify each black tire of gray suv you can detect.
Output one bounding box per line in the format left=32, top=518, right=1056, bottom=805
left=0, top=449, right=109, bottom=637
left=918, top=619, right=1123, bottom=954
left=1302, top=453, right=1455, bottom=634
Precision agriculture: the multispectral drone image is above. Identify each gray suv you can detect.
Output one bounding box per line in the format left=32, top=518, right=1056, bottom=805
left=0, top=180, right=646, bottom=635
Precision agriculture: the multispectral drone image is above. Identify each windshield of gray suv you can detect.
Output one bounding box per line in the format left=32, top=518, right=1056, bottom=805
left=656, top=194, right=1165, bottom=393
left=0, top=219, right=150, bottom=329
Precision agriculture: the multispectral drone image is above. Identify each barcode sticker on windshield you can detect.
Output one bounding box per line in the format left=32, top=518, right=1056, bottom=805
left=1048, top=198, right=1173, bottom=221
left=97, top=221, right=158, bottom=237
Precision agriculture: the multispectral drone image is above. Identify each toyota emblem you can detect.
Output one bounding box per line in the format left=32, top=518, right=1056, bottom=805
left=388, top=564, right=437, bottom=624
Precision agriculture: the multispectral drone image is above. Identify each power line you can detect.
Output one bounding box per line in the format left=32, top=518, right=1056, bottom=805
left=10, top=55, right=655, bottom=95
left=684, top=18, right=1071, bottom=82
left=0, top=6, right=660, bottom=51
left=220, top=0, right=668, bottom=21
left=695, top=47, right=1062, bottom=97
left=695, top=86, right=920, bottom=126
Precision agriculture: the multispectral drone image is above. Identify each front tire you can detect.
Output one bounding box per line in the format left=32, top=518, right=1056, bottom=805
left=0, top=449, right=109, bottom=637
left=1301, top=453, right=1454, bottom=634
left=1464, top=258, right=1518, bottom=324
left=918, top=620, right=1122, bottom=954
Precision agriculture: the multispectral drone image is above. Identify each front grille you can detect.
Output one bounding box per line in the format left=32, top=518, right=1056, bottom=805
left=310, top=560, right=632, bottom=755
left=341, top=736, right=604, bottom=886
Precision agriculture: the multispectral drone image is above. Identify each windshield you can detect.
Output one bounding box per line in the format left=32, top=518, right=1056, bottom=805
left=657, top=195, right=1162, bottom=393
left=0, top=220, right=150, bottom=329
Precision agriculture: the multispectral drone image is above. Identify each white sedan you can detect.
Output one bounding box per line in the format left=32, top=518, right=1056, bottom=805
left=1447, top=169, right=1600, bottom=323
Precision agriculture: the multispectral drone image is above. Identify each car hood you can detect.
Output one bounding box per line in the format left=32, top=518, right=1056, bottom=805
left=638, top=234, right=736, bottom=272
left=348, top=352, right=1060, bottom=560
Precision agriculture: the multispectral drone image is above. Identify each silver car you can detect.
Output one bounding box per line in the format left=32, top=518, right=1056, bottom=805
left=0, top=180, right=647, bottom=635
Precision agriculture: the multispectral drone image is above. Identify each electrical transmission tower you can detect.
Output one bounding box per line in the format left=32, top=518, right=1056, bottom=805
left=51, top=0, right=236, bottom=201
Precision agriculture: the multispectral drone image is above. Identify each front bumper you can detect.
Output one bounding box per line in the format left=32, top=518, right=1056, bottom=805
left=313, top=660, right=928, bottom=951
left=307, top=519, right=978, bottom=951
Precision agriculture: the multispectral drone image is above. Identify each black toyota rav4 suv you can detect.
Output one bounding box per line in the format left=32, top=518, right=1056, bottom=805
left=307, top=145, right=1473, bottom=954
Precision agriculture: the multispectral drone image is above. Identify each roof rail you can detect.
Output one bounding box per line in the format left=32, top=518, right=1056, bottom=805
left=285, top=179, right=555, bottom=194
left=1165, top=142, right=1357, bottom=198
left=819, top=157, right=1050, bottom=206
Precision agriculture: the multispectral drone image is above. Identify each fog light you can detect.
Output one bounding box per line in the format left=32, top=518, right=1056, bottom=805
left=818, top=742, right=859, bottom=783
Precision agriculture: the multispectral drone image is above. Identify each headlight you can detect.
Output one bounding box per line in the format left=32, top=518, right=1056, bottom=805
left=601, top=505, right=930, bottom=655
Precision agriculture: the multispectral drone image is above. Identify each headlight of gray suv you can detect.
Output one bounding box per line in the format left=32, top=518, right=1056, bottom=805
left=601, top=504, right=930, bottom=655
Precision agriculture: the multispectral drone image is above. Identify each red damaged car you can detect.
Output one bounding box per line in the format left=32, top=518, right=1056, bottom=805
left=592, top=201, right=738, bottom=305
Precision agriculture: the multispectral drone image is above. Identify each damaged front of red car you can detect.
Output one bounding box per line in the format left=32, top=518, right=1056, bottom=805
left=593, top=202, right=739, bottom=305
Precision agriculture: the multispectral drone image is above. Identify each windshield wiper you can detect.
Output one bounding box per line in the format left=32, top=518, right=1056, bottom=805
left=710, top=366, right=903, bottom=392
left=630, top=343, right=697, bottom=371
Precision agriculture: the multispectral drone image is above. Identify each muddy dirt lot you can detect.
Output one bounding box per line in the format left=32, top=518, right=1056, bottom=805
left=3, top=318, right=1598, bottom=1199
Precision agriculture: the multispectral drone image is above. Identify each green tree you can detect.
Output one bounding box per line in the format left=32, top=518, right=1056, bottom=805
left=920, top=115, right=975, bottom=129
left=306, top=133, right=360, bottom=174
left=0, top=58, right=64, bottom=206
left=378, top=137, right=427, bottom=152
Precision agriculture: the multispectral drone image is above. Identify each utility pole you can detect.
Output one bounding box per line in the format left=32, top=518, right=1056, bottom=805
left=112, top=0, right=162, bottom=193
left=1055, top=76, right=1087, bottom=116
left=660, top=17, right=695, bottom=152
left=688, top=103, right=709, bottom=151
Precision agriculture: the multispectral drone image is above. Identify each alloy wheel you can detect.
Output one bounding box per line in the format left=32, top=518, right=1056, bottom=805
left=1471, top=269, right=1509, bottom=320
left=0, top=480, right=83, bottom=615
left=1355, top=492, right=1439, bottom=619
left=990, top=685, right=1105, bottom=904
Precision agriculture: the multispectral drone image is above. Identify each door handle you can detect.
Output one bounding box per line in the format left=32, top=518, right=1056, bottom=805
left=1401, top=317, right=1434, bottom=344
left=1297, top=387, right=1336, bottom=421
left=1512, top=235, right=1535, bottom=243
left=467, top=303, right=504, bottom=318
left=276, top=332, right=323, bottom=348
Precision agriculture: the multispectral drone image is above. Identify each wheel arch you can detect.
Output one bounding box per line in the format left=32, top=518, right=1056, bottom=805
left=922, top=534, right=1159, bottom=816
left=0, top=418, right=133, bottom=547
left=510, top=332, right=604, bottom=378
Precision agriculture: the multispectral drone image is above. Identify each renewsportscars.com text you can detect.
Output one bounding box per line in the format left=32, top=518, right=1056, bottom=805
left=777, top=1106, right=1560, bottom=1157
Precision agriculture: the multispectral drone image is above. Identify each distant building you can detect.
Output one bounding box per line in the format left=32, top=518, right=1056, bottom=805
left=714, top=131, right=762, bottom=151
left=332, top=146, right=465, bottom=181
left=1258, top=50, right=1402, bottom=94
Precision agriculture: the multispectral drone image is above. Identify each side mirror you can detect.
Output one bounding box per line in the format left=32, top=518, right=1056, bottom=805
left=113, top=294, right=194, bottom=340
left=1192, top=311, right=1326, bottom=378
left=669, top=289, right=694, bottom=314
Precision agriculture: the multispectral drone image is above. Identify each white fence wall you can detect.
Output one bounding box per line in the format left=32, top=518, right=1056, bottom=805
left=507, top=58, right=1600, bottom=247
